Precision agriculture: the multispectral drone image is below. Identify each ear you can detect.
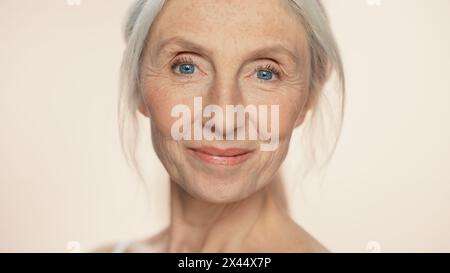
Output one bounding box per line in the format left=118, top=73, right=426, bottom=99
left=294, top=112, right=306, bottom=128
left=294, top=91, right=315, bottom=128
left=137, top=98, right=151, bottom=118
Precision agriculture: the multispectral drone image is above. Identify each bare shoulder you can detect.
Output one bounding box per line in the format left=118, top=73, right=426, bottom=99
left=90, top=243, right=116, bottom=253
left=254, top=215, right=329, bottom=253
left=284, top=217, right=330, bottom=253
left=91, top=229, right=169, bottom=253
left=129, top=230, right=168, bottom=252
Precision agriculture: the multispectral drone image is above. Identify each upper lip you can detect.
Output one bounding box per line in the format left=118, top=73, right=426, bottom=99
left=188, top=146, right=254, bottom=157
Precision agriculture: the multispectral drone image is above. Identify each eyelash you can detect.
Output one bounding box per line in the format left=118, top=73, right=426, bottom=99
left=170, top=56, right=281, bottom=80
left=254, top=64, right=281, bottom=80
left=171, top=56, right=195, bottom=72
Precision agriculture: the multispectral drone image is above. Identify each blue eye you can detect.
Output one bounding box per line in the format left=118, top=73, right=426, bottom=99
left=178, top=64, right=195, bottom=74
left=256, top=70, right=273, bottom=80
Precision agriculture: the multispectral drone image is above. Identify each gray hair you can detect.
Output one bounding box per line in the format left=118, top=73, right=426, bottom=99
left=118, top=0, right=345, bottom=179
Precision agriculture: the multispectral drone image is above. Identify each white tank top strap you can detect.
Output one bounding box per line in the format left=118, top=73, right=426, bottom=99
left=112, top=240, right=132, bottom=253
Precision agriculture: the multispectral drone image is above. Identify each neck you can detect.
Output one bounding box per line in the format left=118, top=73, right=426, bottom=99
left=167, top=173, right=289, bottom=252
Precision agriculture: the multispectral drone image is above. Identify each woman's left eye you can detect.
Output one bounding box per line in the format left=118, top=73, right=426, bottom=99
left=256, top=70, right=274, bottom=81
left=255, top=65, right=279, bottom=81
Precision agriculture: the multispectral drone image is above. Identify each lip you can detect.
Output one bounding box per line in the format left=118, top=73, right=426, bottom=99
left=187, top=146, right=254, bottom=166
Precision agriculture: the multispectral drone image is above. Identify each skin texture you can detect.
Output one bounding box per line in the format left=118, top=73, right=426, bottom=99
left=98, top=0, right=328, bottom=252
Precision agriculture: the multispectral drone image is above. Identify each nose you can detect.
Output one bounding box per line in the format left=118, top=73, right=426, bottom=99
left=201, top=66, right=246, bottom=140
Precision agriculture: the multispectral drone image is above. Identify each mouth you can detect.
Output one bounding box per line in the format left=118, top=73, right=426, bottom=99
left=187, top=146, right=254, bottom=166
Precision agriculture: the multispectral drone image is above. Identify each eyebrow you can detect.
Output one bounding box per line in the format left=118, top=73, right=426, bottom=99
left=155, top=36, right=300, bottom=64
left=249, top=45, right=299, bottom=64
left=155, top=36, right=213, bottom=56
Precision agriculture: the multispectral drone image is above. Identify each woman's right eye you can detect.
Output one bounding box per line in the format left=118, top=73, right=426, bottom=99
left=176, top=63, right=196, bottom=75
left=171, top=56, right=198, bottom=76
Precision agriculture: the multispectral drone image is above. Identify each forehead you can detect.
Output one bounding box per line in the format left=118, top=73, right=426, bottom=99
left=148, top=0, right=308, bottom=58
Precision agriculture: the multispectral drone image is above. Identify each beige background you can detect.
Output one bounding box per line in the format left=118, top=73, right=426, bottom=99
left=1, top=0, right=449, bottom=252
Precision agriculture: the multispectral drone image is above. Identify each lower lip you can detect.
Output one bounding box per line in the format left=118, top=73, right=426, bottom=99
left=188, top=149, right=253, bottom=166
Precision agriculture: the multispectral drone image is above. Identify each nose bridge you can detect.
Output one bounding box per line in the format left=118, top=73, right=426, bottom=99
left=205, top=60, right=242, bottom=107
left=205, top=34, right=243, bottom=105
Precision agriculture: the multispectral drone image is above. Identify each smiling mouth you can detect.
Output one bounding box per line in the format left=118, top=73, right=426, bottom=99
left=187, top=146, right=254, bottom=166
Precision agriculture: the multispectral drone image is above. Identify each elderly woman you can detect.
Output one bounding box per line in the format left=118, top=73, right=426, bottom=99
left=102, top=0, right=344, bottom=253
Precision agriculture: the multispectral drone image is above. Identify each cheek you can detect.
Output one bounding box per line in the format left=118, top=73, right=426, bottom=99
left=246, top=91, right=306, bottom=141
left=145, top=95, right=174, bottom=137
left=143, top=80, right=203, bottom=137
left=240, top=78, right=308, bottom=141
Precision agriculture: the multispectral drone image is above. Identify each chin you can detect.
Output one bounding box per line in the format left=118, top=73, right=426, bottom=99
left=181, top=173, right=261, bottom=204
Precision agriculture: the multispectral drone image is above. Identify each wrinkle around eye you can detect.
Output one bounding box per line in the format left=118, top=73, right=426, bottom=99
left=141, top=64, right=170, bottom=80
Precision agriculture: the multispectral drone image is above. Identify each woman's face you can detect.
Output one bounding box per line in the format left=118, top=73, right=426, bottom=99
left=139, top=0, right=311, bottom=203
